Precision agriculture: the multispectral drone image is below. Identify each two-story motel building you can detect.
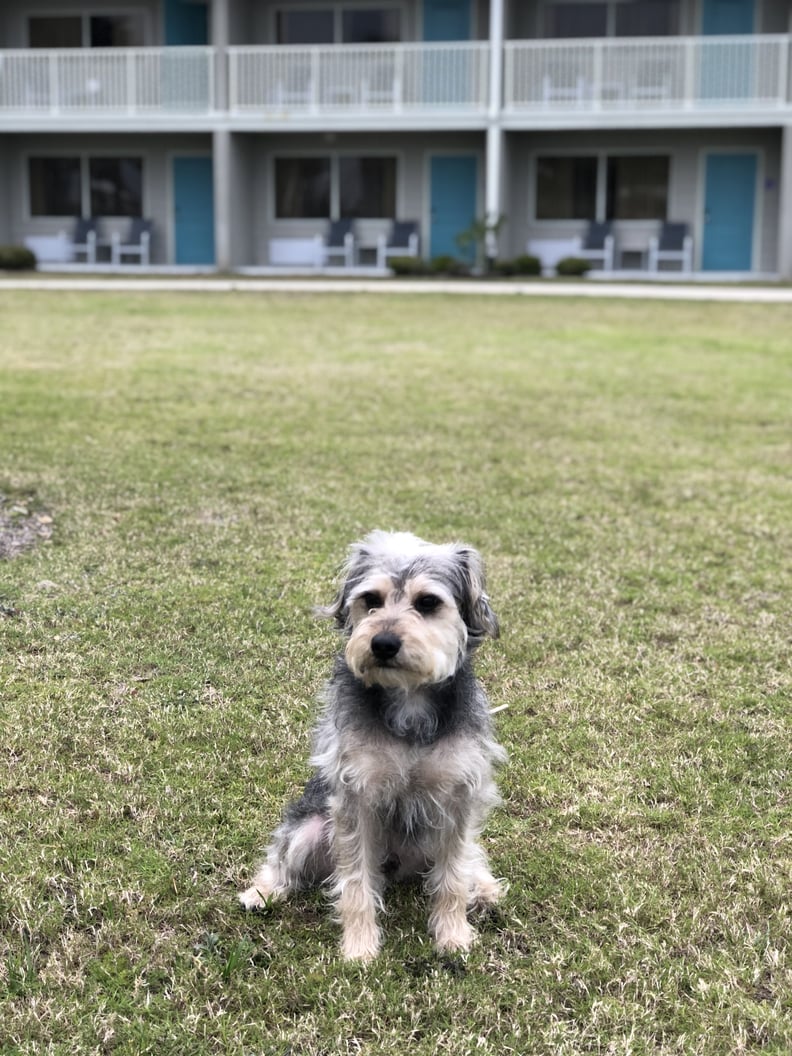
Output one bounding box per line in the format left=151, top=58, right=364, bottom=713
left=2, top=0, right=792, bottom=276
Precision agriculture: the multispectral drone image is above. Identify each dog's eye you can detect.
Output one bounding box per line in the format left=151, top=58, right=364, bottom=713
left=414, top=594, right=442, bottom=616
left=360, top=591, right=383, bottom=610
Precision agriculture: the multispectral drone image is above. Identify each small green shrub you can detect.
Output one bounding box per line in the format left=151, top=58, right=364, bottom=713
left=492, top=259, right=517, bottom=277
left=388, top=256, right=427, bottom=276
left=512, top=253, right=542, bottom=276
left=429, top=255, right=469, bottom=277
left=0, top=245, right=37, bottom=271
left=555, top=256, right=592, bottom=277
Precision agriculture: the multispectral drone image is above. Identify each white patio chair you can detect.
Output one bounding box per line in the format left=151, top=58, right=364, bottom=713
left=70, top=218, right=102, bottom=264
left=574, top=221, right=616, bottom=272
left=376, top=221, right=419, bottom=270
left=648, top=222, right=693, bottom=273
left=320, top=219, right=357, bottom=268
left=111, top=219, right=153, bottom=266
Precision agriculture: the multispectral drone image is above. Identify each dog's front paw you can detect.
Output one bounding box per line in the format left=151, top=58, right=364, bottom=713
left=432, top=914, right=475, bottom=954
left=468, top=872, right=505, bottom=910
left=239, top=885, right=269, bottom=910
left=341, top=920, right=382, bottom=962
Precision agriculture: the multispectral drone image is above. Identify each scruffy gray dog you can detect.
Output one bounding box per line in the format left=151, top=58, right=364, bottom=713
left=240, top=531, right=506, bottom=962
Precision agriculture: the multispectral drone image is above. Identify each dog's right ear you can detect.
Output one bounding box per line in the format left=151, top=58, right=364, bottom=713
left=318, top=582, right=350, bottom=629
left=316, top=539, right=371, bottom=631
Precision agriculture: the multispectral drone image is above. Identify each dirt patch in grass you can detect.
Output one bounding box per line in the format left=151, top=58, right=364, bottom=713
left=0, top=493, right=53, bottom=560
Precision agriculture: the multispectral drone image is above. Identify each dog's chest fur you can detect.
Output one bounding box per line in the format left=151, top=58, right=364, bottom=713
left=311, top=658, right=500, bottom=813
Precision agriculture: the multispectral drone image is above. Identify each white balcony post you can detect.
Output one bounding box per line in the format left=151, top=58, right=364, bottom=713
left=684, top=36, right=696, bottom=109
left=310, top=48, right=319, bottom=113
left=126, top=50, right=135, bottom=114
left=593, top=39, right=603, bottom=109
left=502, top=42, right=513, bottom=112
left=394, top=45, right=404, bottom=112
left=778, top=37, right=789, bottom=107
left=228, top=47, right=236, bottom=113
left=49, top=52, right=59, bottom=113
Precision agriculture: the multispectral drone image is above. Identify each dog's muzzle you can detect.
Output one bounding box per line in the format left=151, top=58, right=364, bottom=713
left=370, top=632, right=402, bottom=663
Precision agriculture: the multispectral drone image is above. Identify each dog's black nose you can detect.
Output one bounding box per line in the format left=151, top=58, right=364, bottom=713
left=370, top=632, right=402, bottom=661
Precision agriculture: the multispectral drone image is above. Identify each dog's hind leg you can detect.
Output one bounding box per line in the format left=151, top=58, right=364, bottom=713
left=240, top=776, right=333, bottom=910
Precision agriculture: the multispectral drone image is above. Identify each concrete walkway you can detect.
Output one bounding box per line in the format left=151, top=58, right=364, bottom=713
left=2, top=276, right=792, bottom=303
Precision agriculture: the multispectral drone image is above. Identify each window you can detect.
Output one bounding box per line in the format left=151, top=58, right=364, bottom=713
left=29, top=17, right=82, bottom=48
left=275, top=155, right=397, bottom=219
left=542, top=1, right=679, bottom=39
left=28, top=156, right=143, bottom=217
left=614, top=2, right=678, bottom=37
left=276, top=10, right=334, bottom=44
left=89, top=158, right=143, bottom=217
left=275, top=6, right=400, bottom=44
left=342, top=9, right=400, bottom=43
left=606, top=155, right=668, bottom=219
left=275, top=158, right=331, bottom=218
left=29, top=157, right=82, bottom=216
left=543, top=3, right=607, bottom=38
left=339, top=157, right=396, bottom=218
left=536, top=156, right=597, bottom=220
left=535, top=154, right=670, bottom=221
left=29, top=13, right=143, bottom=48
left=89, top=15, right=143, bottom=46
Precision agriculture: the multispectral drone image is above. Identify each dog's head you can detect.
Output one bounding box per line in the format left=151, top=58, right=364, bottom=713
left=322, top=531, right=498, bottom=690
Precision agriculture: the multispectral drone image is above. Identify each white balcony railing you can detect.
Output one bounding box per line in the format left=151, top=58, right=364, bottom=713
left=0, top=47, right=214, bottom=114
left=228, top=42, right=489, bottom=115
left=505, top=35, right=791, bottom=113
left=2, top=37, right=790, bottom=121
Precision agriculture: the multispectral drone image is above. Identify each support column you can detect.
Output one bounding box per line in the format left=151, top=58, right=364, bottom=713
left=211, top=0, right=231, bottom=270
left=213, top=127, right=232, bottom=271
left=485, top=0, right=505, bottom=262
left=779, top=125, right=792, bottom=280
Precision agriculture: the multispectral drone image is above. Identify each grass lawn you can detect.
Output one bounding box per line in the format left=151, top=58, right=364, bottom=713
left=0, top=289, right=790, bottom=1055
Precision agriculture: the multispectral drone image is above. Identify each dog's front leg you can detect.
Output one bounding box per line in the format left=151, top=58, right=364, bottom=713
left=426, top=803, right=478, bottom=954
left=330, top=791, right=384, bottom=962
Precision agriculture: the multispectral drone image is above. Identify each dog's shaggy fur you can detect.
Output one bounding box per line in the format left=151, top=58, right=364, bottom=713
left=239, top=531, right=506, bottom=961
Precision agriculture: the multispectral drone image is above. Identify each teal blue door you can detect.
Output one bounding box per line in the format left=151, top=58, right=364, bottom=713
left=173, top=156, right=215, bottom=265
left=701, top=0, right=754, bottom=34
left=423, top=0, right=471, bottom=41
left=429, top=155, right=477, bottom=262
left=164, top=0, right=208, bottom=44
left=702, top=153, right=756, bottom=271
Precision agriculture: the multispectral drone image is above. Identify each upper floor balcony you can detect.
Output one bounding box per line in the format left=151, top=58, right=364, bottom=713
left=0, top=46, right=214, bottom=125
left=227, top=42, right=490, bottom=126
left=504, top=34, right=792, bottom=127
left=0, top=34, right=791, bottom=130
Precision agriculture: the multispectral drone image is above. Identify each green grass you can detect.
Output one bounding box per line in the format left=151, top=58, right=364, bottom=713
left=0, top=290, right=790, bottom=1055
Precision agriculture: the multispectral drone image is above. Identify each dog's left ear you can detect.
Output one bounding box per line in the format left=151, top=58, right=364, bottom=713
left=451, top=545, right=500, bottom=645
